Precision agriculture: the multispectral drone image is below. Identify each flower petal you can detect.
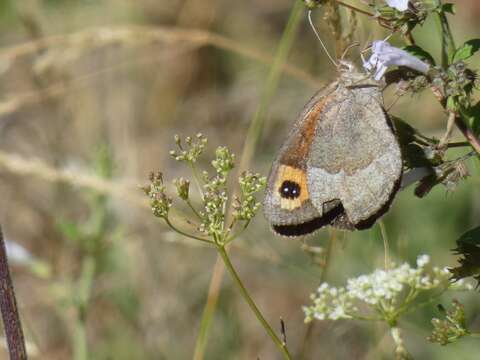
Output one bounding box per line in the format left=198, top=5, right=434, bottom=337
left=363, top=40, right=430, bottom=80
left=386, top=0, right=409, bottom=12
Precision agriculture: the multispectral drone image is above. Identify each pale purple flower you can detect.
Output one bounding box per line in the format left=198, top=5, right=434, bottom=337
left=363, top=40, right=430, bottom=80
left=386, top=0, right=409, bottom=12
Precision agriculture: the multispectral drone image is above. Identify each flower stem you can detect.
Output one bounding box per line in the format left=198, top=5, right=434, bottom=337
left=165, top=217, right=213, bottom=244
left=238, top=0, right=303, bottom=172
left=454, top=116, right=480, bottom=155
left=298, top=229, right=336, bottom=359
left=390, top=326, right=413, bottom=360
left=217, top=246, right=292, bottom=360
left=434, top=0, right=456, bottom=68
left=192, top=3, right=304, bottom=359
left=186, top=199, right=203, bottom=220
left=378, top=220, right=390, bottom=270
left=74, top=256, right=96, bottom=360
left=432, top=2, right=480, bottom=154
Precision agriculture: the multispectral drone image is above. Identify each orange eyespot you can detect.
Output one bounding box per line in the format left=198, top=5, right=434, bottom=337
left=274, top=165, right=309, bottom=210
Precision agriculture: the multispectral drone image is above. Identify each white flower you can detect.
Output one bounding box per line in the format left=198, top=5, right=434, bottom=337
left=416, top=254, right=430, bottom=268
left=386, top=0, right=409, bottom=11
left=363, top=40, right=430, bottom=80
left=303, top=254, right=474, bottom=323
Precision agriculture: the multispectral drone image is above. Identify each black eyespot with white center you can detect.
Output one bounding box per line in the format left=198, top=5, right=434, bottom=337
left=279, top=180, right=301, bottom=199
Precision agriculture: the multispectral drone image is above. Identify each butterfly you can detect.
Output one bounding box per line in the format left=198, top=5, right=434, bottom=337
left=263, top=61, right=403, bottom=237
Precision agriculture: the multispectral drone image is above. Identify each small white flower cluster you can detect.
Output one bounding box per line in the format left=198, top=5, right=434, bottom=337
left=304, top=255, right=474, bottom=323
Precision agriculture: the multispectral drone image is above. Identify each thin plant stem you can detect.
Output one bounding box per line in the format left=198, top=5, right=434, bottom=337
left=73, top=256, right=95, bottom=360
left=0, top=226, right=27, bottom=360
left=379, top=220, right=390, bottom=270
left=186, top=199, right=203, bottom=220
left=447, top=141, right=471, bottom=148
left=165, top=217, right=213, bottom=244
left=225, top=220, right=250, bottom=245
left=192, top=261, right=225, bottom=360
left=390, top=326, right=413, bottom=360
left=454, top=116, right=480, bottom=155
left=217, top=246, right=292, bottom=360
left=335, top=0, right=376, bottom=18
left=192, top=3, right=304, bottom=359
left=298, top=229, right=337, bottom=360
left=189, top=163, right=205, bottom=200
left=434, top=0, right=456, bottom=68
left=238, top=0, right=304, bottom=172
left=431, top=1, right=480, bottom=155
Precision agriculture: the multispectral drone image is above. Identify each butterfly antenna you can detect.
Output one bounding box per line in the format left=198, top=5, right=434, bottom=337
left=307, top=10, right=337, bottom=68
left=341, top=42, right=360, bottom=61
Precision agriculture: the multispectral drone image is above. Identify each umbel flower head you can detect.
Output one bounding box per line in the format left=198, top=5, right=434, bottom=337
left=143, top=134, right=266, bottom=246
left=304, top=255, right=473, bottom=323
left=364, top=40, right=430, bottom=80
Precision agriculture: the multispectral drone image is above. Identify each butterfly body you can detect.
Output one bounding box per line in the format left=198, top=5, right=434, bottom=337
left=264, top=62, right=402, bottom=237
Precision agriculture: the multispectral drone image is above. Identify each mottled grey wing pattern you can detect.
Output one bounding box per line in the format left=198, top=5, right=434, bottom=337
left=264, top=64, right=403, bottom=236
left=307, top=83, right=402, bottom=227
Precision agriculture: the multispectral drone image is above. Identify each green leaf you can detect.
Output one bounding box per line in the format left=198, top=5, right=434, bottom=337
left=452, top=39, right=480, bottom=62
left=459, top=101, right=480, bottom=136
left=403, top=45, right=436, bottom=65
left=446, top=96, right=457, bottom=111
left=449, top=226, right=480, bottom=287
left=457, top=226, right=480, bottom=247
left=57, top=220, right=82, bottom=242
left=441, top=3, right=456, bottom=15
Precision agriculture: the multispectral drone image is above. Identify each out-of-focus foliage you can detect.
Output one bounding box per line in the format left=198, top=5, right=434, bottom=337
left=0, top=0, right=479, bottom=359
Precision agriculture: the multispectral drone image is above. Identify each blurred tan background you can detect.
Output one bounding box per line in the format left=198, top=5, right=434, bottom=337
left=0, top=0, right=479, bottom=359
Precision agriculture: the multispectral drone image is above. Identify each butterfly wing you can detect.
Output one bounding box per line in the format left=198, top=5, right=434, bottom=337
left=306, top=83, right=402, bottom=229
left=263, top=83, right=346, bottom=236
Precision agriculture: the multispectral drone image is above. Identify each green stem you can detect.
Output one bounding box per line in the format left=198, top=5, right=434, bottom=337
left=378, top=221, right=390, bottom=270
left=298, top=229, right=336, bottom=359
left=189, top=163, right=204, bottom=200
left=192, top=3, right=304, bottom=359
left=164, top=217, right=213, bottom=244
left=186, top=199, right=202, bottom=220
left=224, top=220, right=250, bottom=245
left=73, top=256, right=96, bottom=360
left=431, top=2, right=480, bottom=154
left=403, top=288, right=448, bottom=315
left=217, top=246, right=292, bottom=360
left=238, top=0, right=303, bottom=172
left=434, top=0, right=456, bottom=68
left=390, top=326, right=413, bottom=360
left=351, top=315, right=383, bottom=322
left=193, top=261, right=224, bottom=360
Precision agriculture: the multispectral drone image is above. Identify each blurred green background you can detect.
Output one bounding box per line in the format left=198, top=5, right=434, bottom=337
left=0, top=0, right=478, bottom=359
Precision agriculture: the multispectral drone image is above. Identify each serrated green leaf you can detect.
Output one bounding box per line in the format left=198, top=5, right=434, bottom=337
left=441, top=3, right=456, bottom=15
left=403, top=45, right=436, bottom=65
left=452, top=39, right=480, bottom=62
